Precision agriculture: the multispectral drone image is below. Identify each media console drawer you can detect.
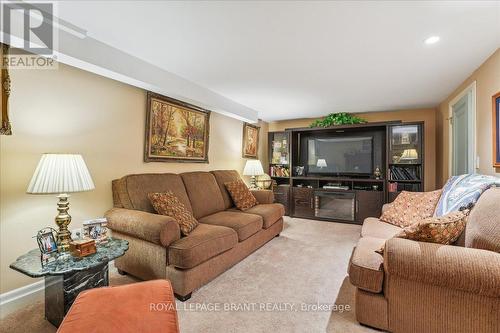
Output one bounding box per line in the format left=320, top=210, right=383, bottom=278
left=292, top=187, right=314, bottom=217
left=272, top=185, right=290, bottom=215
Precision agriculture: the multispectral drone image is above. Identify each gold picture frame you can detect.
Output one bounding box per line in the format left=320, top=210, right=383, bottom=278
left=242, top=122, right=260, bottom=159
left=145, top=92, right=210, bottom=163
left=493, top=91, right=500, bottom=168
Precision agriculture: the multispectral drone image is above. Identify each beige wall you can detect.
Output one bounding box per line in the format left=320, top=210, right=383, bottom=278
left=0, top=63, right=268, bottom=293
left=269, top=108, right=437, bottom=191
left=436, top=49, right=500, bottom=187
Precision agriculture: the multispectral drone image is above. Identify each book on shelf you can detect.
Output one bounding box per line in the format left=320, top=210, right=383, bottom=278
left=389, top=182, right=421, bottom=192
left=389, top=166, right=419, bottom=181
left=270, top=165, right=289, bottom=177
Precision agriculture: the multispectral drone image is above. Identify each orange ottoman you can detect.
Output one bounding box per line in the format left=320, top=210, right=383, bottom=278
left=57, top=280, right=180, bottom=333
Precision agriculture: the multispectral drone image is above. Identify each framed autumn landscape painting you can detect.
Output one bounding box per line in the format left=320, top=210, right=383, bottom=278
left=145, top=92, right=210, bottom=163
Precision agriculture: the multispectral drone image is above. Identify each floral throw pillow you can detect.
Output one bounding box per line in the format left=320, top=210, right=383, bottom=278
left=224, top=180, right=258, bottom=211
left=376, top=210, right=469, bottom=255
left=380, top=190, right=442, bottom=227
left=395, top=209, right=469, bottom=244
left=148, top=191, right=199, bottom=236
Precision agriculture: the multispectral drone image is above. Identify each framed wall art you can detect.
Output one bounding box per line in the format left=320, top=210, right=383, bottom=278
left=242, top=122, right=260, bottom=159
left=145, top=92, right=210, bottom=163
left=493, top=91, right=500, bottom=168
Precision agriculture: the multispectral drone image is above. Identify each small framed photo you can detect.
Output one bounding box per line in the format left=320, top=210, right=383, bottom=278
left=83, top=218, right=108, bottom=244
left=36, top=228, right=58, bottom=254
left=35, top=227, right=58, bottom=266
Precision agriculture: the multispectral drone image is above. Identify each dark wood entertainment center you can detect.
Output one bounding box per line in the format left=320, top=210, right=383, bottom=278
left=268, top=121, right=424, bottom=224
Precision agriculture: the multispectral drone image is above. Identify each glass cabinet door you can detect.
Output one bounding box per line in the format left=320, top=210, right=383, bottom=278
left=389, top=125, right=422, bottom=165
left=270, top=132, right=289, bottom=165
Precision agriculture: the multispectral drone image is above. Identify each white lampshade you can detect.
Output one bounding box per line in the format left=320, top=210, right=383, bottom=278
left=400, top=149, right=419, bottom=160
left=27, top=154, right=95, bottom=194
left=243, top=160, right=264, bottom=176
left=316, top=159, right=328, bottom=168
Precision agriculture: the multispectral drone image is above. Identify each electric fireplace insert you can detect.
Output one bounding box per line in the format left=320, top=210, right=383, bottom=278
left=314, top=191, right=355, bottom=221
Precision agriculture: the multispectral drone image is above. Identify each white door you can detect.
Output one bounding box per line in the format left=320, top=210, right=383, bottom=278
left=450, top=86, right=475, bottom=176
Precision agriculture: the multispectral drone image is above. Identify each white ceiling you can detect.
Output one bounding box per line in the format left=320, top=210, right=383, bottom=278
left=57, top=1, right=500, bottom=121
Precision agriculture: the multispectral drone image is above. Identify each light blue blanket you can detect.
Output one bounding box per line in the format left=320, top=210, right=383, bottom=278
left=434, top=174, right=500, bottom=217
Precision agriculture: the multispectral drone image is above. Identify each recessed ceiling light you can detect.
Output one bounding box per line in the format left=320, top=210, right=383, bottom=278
left=424, top=36, right=440, bottom=45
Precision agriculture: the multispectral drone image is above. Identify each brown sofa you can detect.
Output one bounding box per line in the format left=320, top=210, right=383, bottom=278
left=348, top=187, right=500, bottom=333
left=105, top=170, right=284, bottom=300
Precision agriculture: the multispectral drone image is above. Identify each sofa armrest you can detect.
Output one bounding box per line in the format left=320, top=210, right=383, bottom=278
left=384, top=238, right=500, bottom=297
left=105, top=208, right=180, bottom=247
left=251, top=189, right=274, bottom=204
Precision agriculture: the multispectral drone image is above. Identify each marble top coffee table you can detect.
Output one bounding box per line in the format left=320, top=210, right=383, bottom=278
left=10, top=238, right=128, bottom=327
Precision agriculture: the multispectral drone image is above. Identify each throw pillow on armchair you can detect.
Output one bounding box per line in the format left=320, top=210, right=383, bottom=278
left=380, top=190, right=442, bottom=227
left=393, top=209, right=469, bottom=244
left=376, top=209, right=469, bottom=255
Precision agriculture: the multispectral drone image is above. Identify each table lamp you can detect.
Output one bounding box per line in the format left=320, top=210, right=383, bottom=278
left=400, top=149, right=419, bottom=161
left=243, top=160, right=264, bottom=189
left=27, top=154, right=95, bottom=252
left=316, top=159, right=328, bottom=168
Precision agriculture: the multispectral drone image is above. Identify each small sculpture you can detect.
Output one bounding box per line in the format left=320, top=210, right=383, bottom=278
left=374, top=167, right=382, bottom=180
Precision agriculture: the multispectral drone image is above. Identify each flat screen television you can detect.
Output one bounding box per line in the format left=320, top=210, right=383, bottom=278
left=307, top=136, right=373, bottom=175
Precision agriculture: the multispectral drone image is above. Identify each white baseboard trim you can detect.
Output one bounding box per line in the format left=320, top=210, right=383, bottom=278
left=0, top=280, right=44, bottom=319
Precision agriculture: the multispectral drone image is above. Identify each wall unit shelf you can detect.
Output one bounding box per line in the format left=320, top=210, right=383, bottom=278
left=268, top=121, right=424, bottom=223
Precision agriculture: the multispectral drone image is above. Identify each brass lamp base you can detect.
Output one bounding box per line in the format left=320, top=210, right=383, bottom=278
left=249, top=176, right=258, bottom=189
left=55, top=194, right=72, bottom=253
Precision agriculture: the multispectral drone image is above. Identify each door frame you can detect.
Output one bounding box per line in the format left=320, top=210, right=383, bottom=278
left=448, top=81, right=477, bottom=176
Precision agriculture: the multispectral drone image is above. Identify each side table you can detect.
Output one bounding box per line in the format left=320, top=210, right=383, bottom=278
left=10, top=237, right=129, bottom=327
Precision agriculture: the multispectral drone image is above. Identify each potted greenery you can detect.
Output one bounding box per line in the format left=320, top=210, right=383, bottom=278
left=310, top=112, right=367, bottom=128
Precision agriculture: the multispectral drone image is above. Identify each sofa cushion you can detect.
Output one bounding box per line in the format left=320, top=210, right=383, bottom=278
left=348, top=237, right=386, bottom=293
left=361, top=217, right=402, bottom=240
left=465, top=187, right=500, bottom=252
left=380, top=190, right=442, bottom=227
left=199, top=211, right=263, bottom=241
left=148, top=192, right=199, bottom=236
left=113, top=173, right=192, bottom=213
left=231, top=203, right=284, bottom=229
left=211, top=170, right=241, bottom=209
left=168, top=224, right=238, bottom=269
left=395, top=210, right=469, bottom=245
left=181, top=172, right=226, bottom=219
left=225, top=180, right=258, bottom=210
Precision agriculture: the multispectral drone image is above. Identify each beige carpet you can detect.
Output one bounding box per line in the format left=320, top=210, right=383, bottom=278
left=1, top=217, right=380, bottom=333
